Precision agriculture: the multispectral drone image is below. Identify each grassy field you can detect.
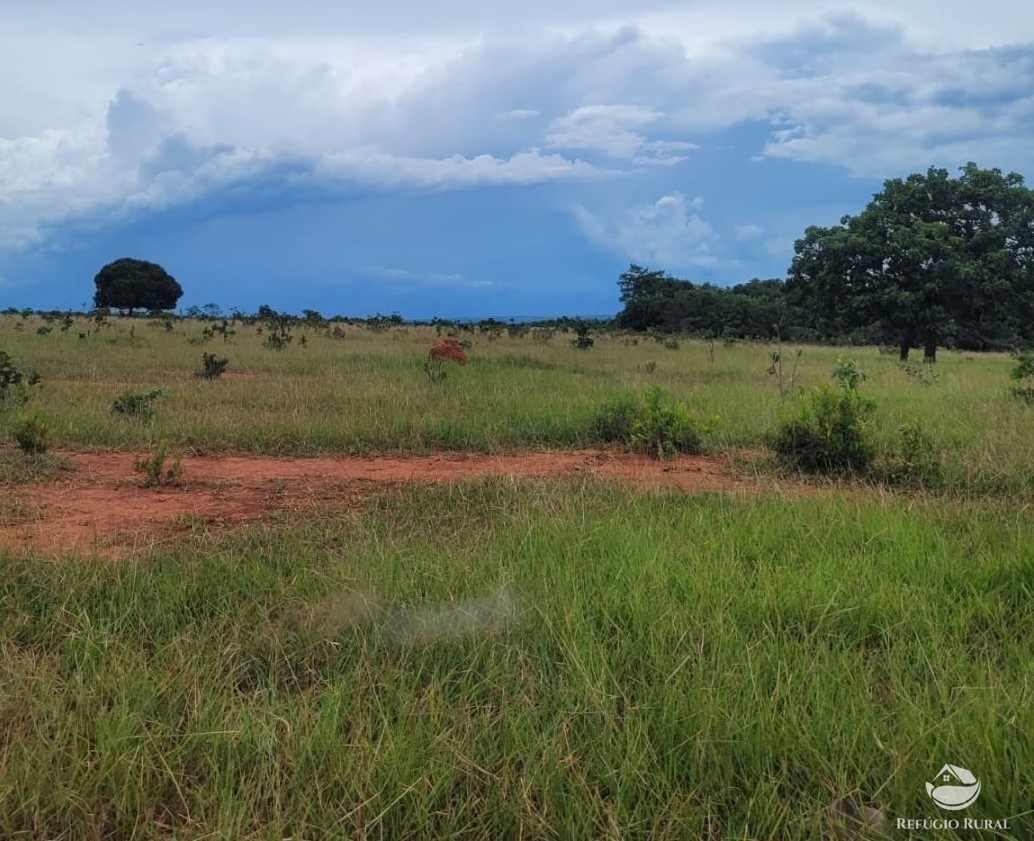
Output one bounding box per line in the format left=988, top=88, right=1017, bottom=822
left=2, top=313, right=1034, bottom=491
left=1, top=313, right=1032, bottom=839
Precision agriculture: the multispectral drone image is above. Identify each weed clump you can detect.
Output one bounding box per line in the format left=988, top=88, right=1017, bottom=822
left=593, top=386, right=710, bottom=459
left=771, top=358, right=875, bottom=475
left=133, top=441, right=182, bottom=487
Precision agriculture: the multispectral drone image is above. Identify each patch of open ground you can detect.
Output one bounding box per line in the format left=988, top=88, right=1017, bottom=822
left=0, top=448, right=816, bottom=558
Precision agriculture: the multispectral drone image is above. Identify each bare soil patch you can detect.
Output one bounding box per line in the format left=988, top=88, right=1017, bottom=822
left=0, top=448, right=799, bottom=558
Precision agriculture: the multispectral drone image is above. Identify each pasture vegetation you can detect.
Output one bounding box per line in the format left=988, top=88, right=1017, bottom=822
left=1, top=485, right=1032, bottom=839
left=0, top=312, right=1032, bottom=839
left=0, top=313, right=1033, bottom=493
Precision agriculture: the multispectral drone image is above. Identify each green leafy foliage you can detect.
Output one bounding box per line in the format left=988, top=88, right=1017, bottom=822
left=197, top=352, right=229, bottom=379
left=12, top=411, right=50, bottom=454
left=0, top=350, right=41, bottom=406
left=111, top=389, right=165, bottom=420
left=93, top=257, right=183, bottom=313
left=771, top=360, right=876, bottom=475
left=593, top=386, right=710, bottom=459
left=876, top=421, right=945, bottom=490
left=1009, top=352, right=1034, bottom=403
left=258, top=305, right=294, bottom=351
left=133, top=440, right=182, bottom=487
left=570, top=321, right=594, bottom=350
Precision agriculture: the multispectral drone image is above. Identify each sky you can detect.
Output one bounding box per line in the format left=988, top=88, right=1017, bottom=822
left=1, top=1, right=1032, bottom=318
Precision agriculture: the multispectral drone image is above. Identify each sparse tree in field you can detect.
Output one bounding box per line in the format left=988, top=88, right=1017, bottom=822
left=93, top=258, right=183, bottom=314
left=787, top=163, right=1034, bottom=361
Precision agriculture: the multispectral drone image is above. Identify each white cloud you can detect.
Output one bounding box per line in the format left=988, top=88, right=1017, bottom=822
left=1, top=2, right=1032, bottom=260
left=316, top=148, right=605, bottom=189
left=546, top=104, right=696, bottom=164
left=574, top=192, right=718, bottom=269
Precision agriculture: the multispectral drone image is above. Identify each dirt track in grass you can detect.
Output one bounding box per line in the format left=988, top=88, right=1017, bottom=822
left=0, top=448, right=804, bottom=558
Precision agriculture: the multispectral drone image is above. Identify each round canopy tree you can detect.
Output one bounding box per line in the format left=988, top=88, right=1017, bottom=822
left=93, top=258, right=183, bottom=313
left=787, top=163, right=1034, bottom=361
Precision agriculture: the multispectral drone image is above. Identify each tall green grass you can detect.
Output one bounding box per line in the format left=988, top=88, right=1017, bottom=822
left=2, top=481, right=1030, bottom=839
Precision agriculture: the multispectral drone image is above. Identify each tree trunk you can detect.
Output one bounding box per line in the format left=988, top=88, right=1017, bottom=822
left=924, top=334, right=937, bottom=363
left=899, top=339, right=910, bottom=361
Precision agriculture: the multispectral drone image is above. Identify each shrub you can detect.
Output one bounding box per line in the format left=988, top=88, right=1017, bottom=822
left=1009, top=352, right=1034, bottom=403
left=771, top=360, right=875, bottom=475
left=112, top=389, right=165, bottom=420
left=0, top=351, right=41, bottom=406
left=133, top=441, right=182, bottom=487
left=196, top=353, right=229, bottom=379
left=876, top=421, right=945, bottom=490
left=570, top=321, right=594, bottom=350
left=593, top=387, right=709, bottom=459
left=12, top=411, right=50, bottom=454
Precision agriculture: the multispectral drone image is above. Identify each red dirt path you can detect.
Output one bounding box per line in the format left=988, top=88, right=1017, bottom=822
left=0, top=448, right=781, bottom=558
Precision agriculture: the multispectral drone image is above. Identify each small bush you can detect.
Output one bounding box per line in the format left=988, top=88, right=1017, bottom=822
left=133, top=441, right=182, bottom=487
left=771, top=360, right=875, bottom=475
left=196, top=353, right=229, bottom=379
left=570, top=321, right=594, bottom=350
left=593, top=387, right=709, bottom=459
left=12, top=411, right=50, bottom=454
left=876, top=421, right=945, bottom=490
left=112, top=389, right=165, bottom=420
left=1009, top=352, right=1034, bottom=403
left=0, top=351, right=41, bottom=406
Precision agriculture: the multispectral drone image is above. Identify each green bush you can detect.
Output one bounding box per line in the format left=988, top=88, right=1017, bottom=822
left=133, top=441, right=182, bottom=487
left=593, top=387, right=708, bottom=459
left=771, top=360, right=875, bottom=475
left=12, top=411, right=50, bottom=454
left=111, top=389, right=165, bottom=420
left=1009, top=352, right=1034, bottom=403
left=876, top=421, right=945, bottom=490
left=0, top=350, right=41, bottom=406
left=196, top=352, right=229, bottom=379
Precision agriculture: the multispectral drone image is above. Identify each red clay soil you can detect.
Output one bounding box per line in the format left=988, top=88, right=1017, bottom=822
left=0, top=448, right=783, bottom=558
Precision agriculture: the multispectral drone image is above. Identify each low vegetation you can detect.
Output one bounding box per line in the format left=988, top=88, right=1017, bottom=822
left=0, top=309, right=1031, bottom=838
left=1, top=483, right=1030, bottom=839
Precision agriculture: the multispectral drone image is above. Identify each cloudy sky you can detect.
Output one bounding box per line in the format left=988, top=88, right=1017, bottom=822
left=2, top=1, right=1032, bottom=318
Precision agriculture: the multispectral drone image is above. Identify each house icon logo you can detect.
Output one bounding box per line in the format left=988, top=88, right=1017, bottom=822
left=926, top=764, right=981, bottom=810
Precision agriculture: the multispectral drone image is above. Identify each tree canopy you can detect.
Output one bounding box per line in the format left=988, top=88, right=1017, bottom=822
left=613, top=163, right=1034, bottom=357
left=787, top=162, right=1034, bottom=360
left=615, top=264, right=800, bottom=339
left=93, top=258, right=183, bottom=313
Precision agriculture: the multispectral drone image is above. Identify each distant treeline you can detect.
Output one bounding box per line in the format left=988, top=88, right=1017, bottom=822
left=613, top=265, right=1033, bottom=352
left=0, top=305, right=605, bottom=334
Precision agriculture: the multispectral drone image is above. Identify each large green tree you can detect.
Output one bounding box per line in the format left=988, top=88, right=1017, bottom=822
left=787, top=163, right=1034, bottom=361
left=93, top=258, right=183, bottom=314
